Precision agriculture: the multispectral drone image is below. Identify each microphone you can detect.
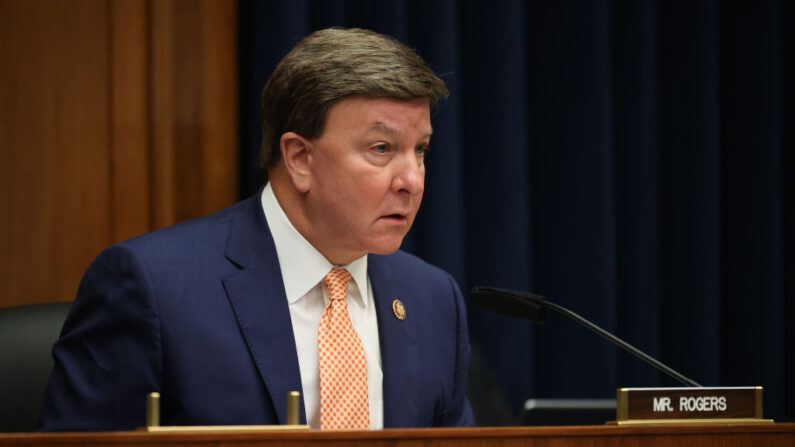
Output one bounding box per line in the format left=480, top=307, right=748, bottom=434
left=470, top=286, right=702, bottom=387
left=470, top=287, right=547, bottom=323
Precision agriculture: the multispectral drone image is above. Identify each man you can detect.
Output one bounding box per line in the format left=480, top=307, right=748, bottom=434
left=39, top=27, right=474, bottom=430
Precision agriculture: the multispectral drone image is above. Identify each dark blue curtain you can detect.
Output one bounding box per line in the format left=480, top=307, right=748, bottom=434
left=238, top=0, right=794, bottom=424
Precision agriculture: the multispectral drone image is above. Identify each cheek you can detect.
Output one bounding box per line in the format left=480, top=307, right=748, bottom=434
left=352, top=172, right=392, bottom=198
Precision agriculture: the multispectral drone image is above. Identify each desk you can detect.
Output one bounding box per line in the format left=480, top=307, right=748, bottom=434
left=2, top=424, right=795, bottom=447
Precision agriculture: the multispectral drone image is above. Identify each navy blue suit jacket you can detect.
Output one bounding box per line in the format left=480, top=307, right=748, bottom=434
left=39, top=195, right=474, bottom=430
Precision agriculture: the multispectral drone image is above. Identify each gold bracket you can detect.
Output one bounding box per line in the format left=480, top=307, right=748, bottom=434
left=140, top=391, right=310, bottom=432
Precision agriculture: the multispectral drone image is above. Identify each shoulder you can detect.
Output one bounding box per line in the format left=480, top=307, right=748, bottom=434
left=86, top=195, right=265, bottom=288
left=128, top=198, right=254, bottom=249
left=116, top=196, right=262, bottom=263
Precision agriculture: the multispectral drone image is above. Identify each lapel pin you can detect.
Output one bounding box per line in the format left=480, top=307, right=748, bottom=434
left=392, top=299, right=406, bottom=320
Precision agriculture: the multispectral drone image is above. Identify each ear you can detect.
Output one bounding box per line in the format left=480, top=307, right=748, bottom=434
left=279, top=132, right=313, bottom=193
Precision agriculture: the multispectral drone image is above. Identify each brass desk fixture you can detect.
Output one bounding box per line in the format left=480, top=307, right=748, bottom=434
left=139, top=391, right=310, bottom=432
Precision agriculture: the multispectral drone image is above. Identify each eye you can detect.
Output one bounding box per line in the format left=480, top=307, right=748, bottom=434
left=415, top=144, right=430, bottom=157
left=372, top=143, right=389, bottom=154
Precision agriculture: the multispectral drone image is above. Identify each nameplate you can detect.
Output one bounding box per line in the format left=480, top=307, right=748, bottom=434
left=615, top=386, right=772, bottom=425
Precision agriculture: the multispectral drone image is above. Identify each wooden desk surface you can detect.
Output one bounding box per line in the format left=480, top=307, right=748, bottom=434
left=2, top=423, right=795, bottom=447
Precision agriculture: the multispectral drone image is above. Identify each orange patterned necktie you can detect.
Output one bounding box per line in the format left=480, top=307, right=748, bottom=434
left=317, top=268, right=370, bottom=429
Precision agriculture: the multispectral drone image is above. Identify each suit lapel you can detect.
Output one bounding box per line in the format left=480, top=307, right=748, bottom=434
left=368, top=255, right=419, bottom=427
left=221, top=196, right=305, bottom=424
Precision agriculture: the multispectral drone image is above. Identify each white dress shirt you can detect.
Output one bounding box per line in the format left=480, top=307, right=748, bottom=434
left=261, top=183, right=383, bottom=429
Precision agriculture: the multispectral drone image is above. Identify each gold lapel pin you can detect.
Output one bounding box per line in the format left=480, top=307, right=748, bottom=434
left=392, top=299, right=406, bottom=320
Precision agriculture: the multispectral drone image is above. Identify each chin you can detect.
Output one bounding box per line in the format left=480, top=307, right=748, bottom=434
left=365, top=238, right=405, bottom=256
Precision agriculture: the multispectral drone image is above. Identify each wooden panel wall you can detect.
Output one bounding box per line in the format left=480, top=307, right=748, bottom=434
left=0, top=0, right=238, bottom=308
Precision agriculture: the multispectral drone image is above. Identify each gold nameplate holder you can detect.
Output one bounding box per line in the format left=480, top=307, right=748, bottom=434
left=138, top=391, right=310, bottom=432
left=615, top=386, right=772, bottom=426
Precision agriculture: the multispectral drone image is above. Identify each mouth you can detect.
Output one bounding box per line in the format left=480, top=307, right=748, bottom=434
left=379, top=213, right=409, bottom=225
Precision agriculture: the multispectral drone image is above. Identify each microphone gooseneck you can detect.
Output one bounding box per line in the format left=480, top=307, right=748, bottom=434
left=470, top=286, right=702, bottom=388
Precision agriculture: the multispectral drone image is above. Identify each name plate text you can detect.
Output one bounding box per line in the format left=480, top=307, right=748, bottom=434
left=616, top=386, right=770, bottom=425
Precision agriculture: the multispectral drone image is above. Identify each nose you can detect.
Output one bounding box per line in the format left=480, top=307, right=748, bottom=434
left=391, top=151, right=425, bottom=195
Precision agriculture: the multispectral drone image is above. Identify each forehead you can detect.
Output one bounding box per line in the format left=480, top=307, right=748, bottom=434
left=322, top=96, right=433, bottom=138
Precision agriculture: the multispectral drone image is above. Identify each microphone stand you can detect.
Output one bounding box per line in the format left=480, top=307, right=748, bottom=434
left=471, top=286, right=702, bottom=387
left=543, top=300, right=701, bottom=387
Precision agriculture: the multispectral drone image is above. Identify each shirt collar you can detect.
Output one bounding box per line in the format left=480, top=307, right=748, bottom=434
left=261, top=182, right=369, bottom=307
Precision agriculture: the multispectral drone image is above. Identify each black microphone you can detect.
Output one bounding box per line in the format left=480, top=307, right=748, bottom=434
left=470, top=287, right=548, bottom=323
left=470, top=286, right=702, bottom=387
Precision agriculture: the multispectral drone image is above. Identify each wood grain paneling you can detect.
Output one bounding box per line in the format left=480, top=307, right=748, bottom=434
left=1, top=0, right=111, bottom=307
left=0, top=0, right=237, bottom=308
left=110, top=0, right=151, bottom=242
left=199, top=0, right=238, bottom=214
left=172, top=0, right=238, bottom=222
left=150, top=0, right=178, bottom=229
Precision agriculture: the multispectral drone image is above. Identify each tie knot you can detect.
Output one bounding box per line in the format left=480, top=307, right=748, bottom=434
left=324, top=268, right=352, bottom=301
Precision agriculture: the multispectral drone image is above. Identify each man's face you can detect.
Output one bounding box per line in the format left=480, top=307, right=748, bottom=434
left=303, top=96, right=431, bottom=264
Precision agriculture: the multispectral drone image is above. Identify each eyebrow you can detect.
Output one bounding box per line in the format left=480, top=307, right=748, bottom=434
left=369, top=122, right=433, bottom=138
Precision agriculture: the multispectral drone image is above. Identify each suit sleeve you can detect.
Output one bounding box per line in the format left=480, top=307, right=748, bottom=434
left=436, top=274, right=476, bottom=427
left=39, top=242, right=162, bottom=431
